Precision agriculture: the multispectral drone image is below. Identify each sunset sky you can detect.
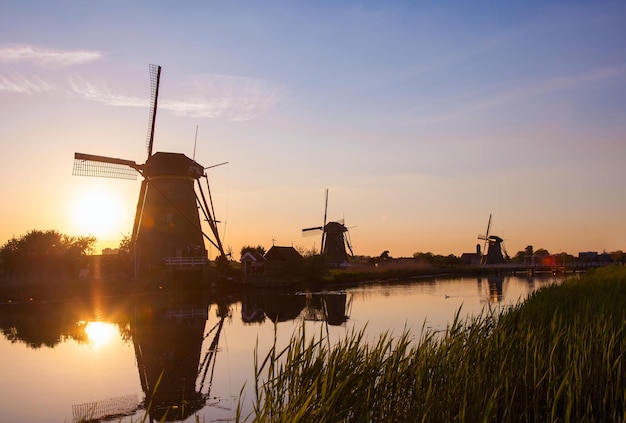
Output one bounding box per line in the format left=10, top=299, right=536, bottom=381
left=1, top=1, right=625, bottom=259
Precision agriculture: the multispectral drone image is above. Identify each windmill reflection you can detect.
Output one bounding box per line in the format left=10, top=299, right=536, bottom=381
left=0, top=285, right=351, bottom=421
left=131, top=289, right=230, bottom=421
left=242, top=290, right=351, bottom=326
left=478, top=275, right=506, bottom=303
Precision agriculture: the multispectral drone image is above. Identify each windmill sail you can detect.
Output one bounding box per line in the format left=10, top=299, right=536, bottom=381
left=72, top=153, right=140, bottom=180
left=302, top=226, right=324, bottom=233
left=146, top=64, right=161, bottom=158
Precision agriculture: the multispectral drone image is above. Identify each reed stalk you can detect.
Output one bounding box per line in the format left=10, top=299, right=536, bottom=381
left=243, top=267, right=626, bottom=422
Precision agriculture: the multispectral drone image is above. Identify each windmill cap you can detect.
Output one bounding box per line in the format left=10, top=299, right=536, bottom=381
left=325, top=221, right=348, bottom=232
left=143, top=152, right=204, bottom=178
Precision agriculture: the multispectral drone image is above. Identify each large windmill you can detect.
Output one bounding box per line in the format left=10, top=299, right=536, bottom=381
left=302, top=189, right=354, bottom=266
left=72, top=64, right=225, bottom=277
left=477, top=214, right=509, bottom=264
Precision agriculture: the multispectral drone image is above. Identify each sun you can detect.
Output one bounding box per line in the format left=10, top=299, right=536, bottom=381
left=70, top=185, right=127, bottom=239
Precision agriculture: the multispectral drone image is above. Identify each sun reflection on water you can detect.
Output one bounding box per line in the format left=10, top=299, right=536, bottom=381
left=83, top=321, right=116, bottom=348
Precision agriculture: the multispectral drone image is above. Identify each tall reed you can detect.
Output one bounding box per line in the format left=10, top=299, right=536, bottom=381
left=244, top=267, right=626, bottom=422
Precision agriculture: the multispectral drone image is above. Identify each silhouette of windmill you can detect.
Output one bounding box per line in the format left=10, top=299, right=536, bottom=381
left=477, top=214, right=509, bottom=264
left=72, top=65, right=225, bottom=276
left=302, top=189, right=354, bottom=266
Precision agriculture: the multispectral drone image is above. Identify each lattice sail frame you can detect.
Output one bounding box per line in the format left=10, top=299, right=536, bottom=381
left=72, top=154, right=139, bottom=180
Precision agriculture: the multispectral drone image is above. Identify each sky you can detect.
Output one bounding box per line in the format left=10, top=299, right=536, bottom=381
left=1, top=0, right=626, bottom=259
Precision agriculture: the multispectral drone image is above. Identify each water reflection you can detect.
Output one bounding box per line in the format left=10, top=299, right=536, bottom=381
left=0, top=286, right=350, bottom=421
left=83, top=321, right=117, bottom=348
left=242, top=290, right=350, bottom=326
left=132, top=290, right=228, bottom=421
left=0, top=274, right=559, bottom=422
left=478, top=275, right=505, bottom=304
left=478, top=274, right=545, bottom=304
left=0, top=298, right=132, bottom=348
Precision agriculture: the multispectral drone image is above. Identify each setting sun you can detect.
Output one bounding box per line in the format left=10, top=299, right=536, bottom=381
left=70, top=186, right=127, bottom=239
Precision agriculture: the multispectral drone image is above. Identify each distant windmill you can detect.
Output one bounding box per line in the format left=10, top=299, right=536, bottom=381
left=72, top=64, right=226, bottom=276
left=477, top=214, right=509, bottom=264
left=302, top=189, right=354, bottom=265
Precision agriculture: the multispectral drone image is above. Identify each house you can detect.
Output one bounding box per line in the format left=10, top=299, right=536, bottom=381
left=264, top=246, right=303, bottom=278
left=460, top=244, right=482, bottom=265
left=240, top=251, right=267, bottom=277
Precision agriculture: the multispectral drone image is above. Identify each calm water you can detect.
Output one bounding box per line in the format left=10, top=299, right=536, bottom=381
left=0, top=274, right=563, bottom=422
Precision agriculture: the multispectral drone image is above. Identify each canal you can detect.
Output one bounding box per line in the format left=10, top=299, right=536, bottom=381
left=0, top=274, right=564, bottom=422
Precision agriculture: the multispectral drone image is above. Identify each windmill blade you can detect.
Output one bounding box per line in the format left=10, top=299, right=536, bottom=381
left=145, top=64, right=161, bottom=158
left=321, top=188, right=329, bottom=253
left=480, top=213, right=492, bottom=258
left=345, top=230, right=354, bottom=256
left=131, top=179, right=148, bottom=245
left=484, top=214, right=492, bottom=238
left=302, top=226, right=324, bottom=232
left=501, top=240, right=510, bottom=260
left=302, top=226, right=323, bottom=237
left=196, top=176, right=226, bottom=256
left=73, top=152, right=140, bottom=180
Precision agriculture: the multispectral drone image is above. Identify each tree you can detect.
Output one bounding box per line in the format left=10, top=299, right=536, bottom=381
left=609, top=250, right=625, bottom=264
left=413, top=252, right=434, bottom=263
left=413, top=251, right=460, bottom=267
left=118, top=234, right=132, bottom=256
left=379, top=250, right=391, bottom=261
left=0, top=230, right=95, bottom=278
left=214, top=254, right=230, bottom=272
left=240, top=245, right=266, bottom=258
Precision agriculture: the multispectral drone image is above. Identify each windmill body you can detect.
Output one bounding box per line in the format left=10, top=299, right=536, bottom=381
left=134, top=152, right=207, bottom=270
left=73, top=65, right=225, bottom=277
left=323, top=221, right=351, bottom=265
left=483, top=235, right=506, bottom=264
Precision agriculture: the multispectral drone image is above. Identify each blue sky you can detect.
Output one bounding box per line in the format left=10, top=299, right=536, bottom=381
left=1, top=0, right=625, bottom=258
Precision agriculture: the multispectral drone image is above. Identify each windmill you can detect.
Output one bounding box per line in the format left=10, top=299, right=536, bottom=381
left=72, top=64, right=225, bottom=277
left=477, top=214, right=509, bottom=264
left=302, top=189, right=354, bottom=265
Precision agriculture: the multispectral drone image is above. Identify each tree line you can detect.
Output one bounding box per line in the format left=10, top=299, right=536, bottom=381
left=0, top=230, right=96, bottom=279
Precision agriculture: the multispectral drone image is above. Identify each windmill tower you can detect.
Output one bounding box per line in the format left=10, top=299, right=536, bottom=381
left=477, top=214, right=509, bottom=264
left=302, top=189, right=354, bottom=266
left=72, top=64, right=225, bottom=277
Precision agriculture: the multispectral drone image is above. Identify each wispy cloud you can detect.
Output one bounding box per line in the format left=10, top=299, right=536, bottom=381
left=0, top=45, right=282, bottom=120
left=68, top=76, right=146, bottom=107
left=417, top=64, right=626, bottom=125
left=162, top=74, right=283, bottom=120
left=0, top=72, right=55, bottom=94
left=69, top=73, right=283, bottom=121
left=0, top=45, right=102, bottom=66
left=0, top=44, right=101, bottom=94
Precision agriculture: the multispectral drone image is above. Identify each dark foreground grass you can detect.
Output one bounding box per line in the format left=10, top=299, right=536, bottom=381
left=244, top=267, right=626, bottom=422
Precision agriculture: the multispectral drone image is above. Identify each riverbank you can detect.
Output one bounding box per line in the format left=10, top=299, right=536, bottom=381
left=246, top=266, right=626, bottom=422
left=0, top=259, right=591, bottom=304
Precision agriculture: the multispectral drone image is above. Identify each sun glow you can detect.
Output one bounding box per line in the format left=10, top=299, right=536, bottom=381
left=84, top=321, right=117, bottom=348
left=70, top=186, right=127, bottom=239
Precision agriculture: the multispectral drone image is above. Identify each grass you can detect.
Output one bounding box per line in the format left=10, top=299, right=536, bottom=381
left=244, top=266, right=626, bottom=422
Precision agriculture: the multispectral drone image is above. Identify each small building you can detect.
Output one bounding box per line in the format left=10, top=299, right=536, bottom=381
left=240, top=251, right=267, bottom=277
left=460, top=244, right=482, bottom=265
left=460, top=252, right=481, bottom=265
left=264, top=246, right=303, bottom=278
